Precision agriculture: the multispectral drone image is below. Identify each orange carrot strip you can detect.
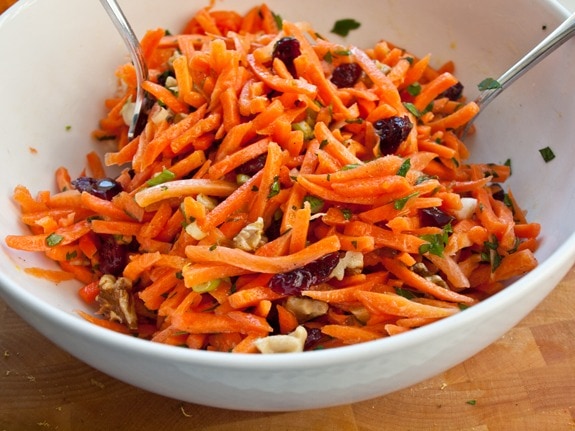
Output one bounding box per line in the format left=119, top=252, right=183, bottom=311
left=228, top=286, right=283, bottom=309
left=90, top=220, right=142, bottom=236
left=5, top=220, right=91, bottom=252
left=23, top=267, right=75, bottom=283
left=208, top=138, right=269, bottom=180
left=321, top=325, right=381, bottom=344
left=185, top=235, right=341, bottom=274
left=77, top=310, right=131, bottom=335
left=134, top=179, right=236, bottom=208
left=171, top=311, right=272, bottom=335
left=248, top=141, right=285, bottom=222
left=123, top=251, right=162, bottom=281
left=381, top=257, right=474, bottom=304
left=414, top=72, right=459, bottom=112
left=427, top=102, right=480, bottom=130
left=492, top=249, right=538, bottom=282
left=201, top=170, right=263, bottom=231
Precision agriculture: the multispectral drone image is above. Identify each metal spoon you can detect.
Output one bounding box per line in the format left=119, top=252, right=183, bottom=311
left=461, top=11, right=575, bottom=138
left=99, top=0, right=148, bottom=140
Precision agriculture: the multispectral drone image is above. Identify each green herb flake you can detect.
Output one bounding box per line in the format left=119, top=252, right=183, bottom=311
left=345, top=118, right=363, bottom=124
left=342, top=163, right=361, bottom=171
left=466, top=400, right=477, bottom=406
left=403, top=102, right=422, bottom=118
left=394, top=287, right=416, bottom=299
left=407, top=82, right=421, bottom=97
left=65, top=125, right=72, bottom=131
left=209, top=244, right=218, bottom=251
left=303, top=195, right=324, bottom=214
left=539, top=146, right=555, bottom=163
left=504, top=158, right=512, bottom=175
left=330, top=18, right=361, bottom=37
left=272, top=11, right=283, bottom=30
left=146, top=168, right=176, bottom=187
left=419, top=223, right=452, bottom=257
left=341, top=208, right=353, bottom=220
left=394, top=192, right=419, bottom=210
left=65, top=251, right=78, bottom=261
left=323, top=51, right=333, bottom=63
left=46, top=233, right=64, bottom=248
left=478, top=77, right=502, bottom=91
left=268, top=176, right=281, bottom=198
left=397, top=158, right=411, bottom=177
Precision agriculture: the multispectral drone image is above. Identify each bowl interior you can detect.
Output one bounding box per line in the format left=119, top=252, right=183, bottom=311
left=1, top=0, right=575, bottom=410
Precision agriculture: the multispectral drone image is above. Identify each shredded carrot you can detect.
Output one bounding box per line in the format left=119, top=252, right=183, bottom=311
left=4, top=4, right=540, bottom=353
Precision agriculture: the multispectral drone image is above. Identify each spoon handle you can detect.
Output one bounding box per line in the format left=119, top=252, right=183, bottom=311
left=99, top=0, right=148, bottom=140
left=476, top=12, right=575, bottom=110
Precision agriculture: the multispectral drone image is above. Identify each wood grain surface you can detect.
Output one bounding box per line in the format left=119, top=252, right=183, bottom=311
left=2, top=267, right=574, bottom=431
left=1, top=1, right=575, bottom=429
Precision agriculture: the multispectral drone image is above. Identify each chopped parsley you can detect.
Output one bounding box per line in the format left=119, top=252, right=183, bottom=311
left=466, top=400, right=477, bottom=406
left=418, top=224, right=452, bottom=257
left=394, top=192, right=419, bottom=210
left=303, top=195, right=324, bottom=214
left=272, top=11, right=283, bottom=30
left=341, top=208, right=353, bottom=220
left=394, top=286, right=417, bottom=299
left=407, top=82, right=422, bottom=97
left=477, top=77, right=501, bottom=91
left=397, top=158, right=411, bottom=177
left=330, top=18, right=361, bottom=37
left=539, top=146, right=555, bottom=163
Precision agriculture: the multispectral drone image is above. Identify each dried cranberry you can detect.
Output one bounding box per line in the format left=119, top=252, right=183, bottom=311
left=272, top=36, right=301, bottom=76
left=236, top=153, right=267, bottom=177
left=98, top=235, right=128, bottom=276
left=419, top=207, right=455, bottom=228
left=490, top=184, right=506, bottom=202
left=304, top=327, right=325, bottom=350
left=372, top=116, right=413, bottom=155
left=269, top=252, right=340, bottom=295
left=72, top=177, right=123, bottom=201
left=330, top=63, right=362, bottom=88
left=439, top=82, right=464, bottom=101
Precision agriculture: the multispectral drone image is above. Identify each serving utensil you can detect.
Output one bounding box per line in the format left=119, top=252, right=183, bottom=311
left=462, top=11, right=575, bottom=138
left=99, top=0, right=148, bottom=140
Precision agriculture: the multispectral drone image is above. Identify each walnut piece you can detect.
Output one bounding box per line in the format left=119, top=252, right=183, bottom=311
left=285, top=297, right=328, bottom=323
left=254, top=326, right=307, bottom=354
left=233, top=217, right=267, bottom=252
left=96, top=274, right=138, bottom=330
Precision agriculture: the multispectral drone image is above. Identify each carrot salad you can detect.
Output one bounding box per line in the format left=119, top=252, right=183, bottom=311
left=5, top=4, right=540, bottom=353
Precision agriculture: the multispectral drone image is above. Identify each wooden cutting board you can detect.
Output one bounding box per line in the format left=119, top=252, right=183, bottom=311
left=2, top=266, right=574, bottom=431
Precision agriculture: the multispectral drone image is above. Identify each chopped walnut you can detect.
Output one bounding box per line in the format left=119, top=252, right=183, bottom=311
left=96, top=274, right=138, bottom=330
left=285, top=297, right=328, bottom=323
left=254, top=326, right=307, bottom=354
left=329, top=251, right=363, bottom=280
left=233, top=217, right=267, bottom=252
left=411, top=263, right=449, bottom=289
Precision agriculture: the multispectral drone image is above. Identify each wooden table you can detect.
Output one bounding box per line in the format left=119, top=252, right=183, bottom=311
left=2, top=1, right=575, bottom=429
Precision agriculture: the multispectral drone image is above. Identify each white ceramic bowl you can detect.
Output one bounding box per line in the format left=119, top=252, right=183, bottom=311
left=1, top=0, right=574, bottom=411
